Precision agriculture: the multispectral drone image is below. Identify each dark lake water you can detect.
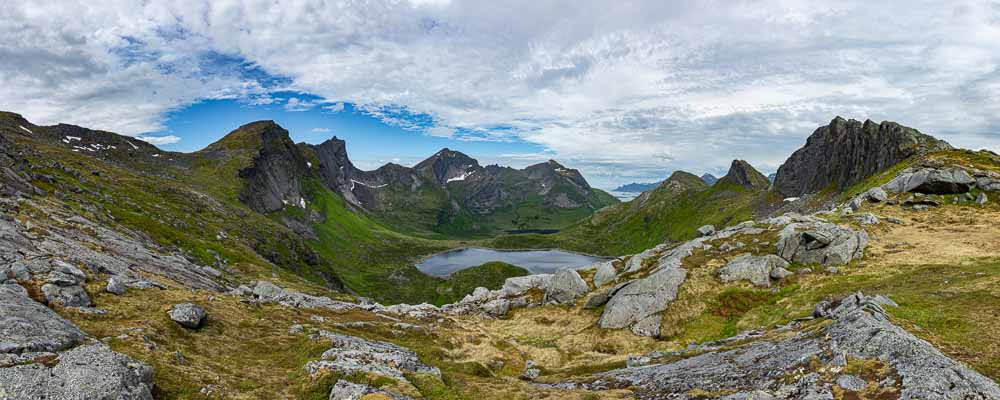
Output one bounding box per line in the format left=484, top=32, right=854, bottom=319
left=416, top=248, right=605, bottom=277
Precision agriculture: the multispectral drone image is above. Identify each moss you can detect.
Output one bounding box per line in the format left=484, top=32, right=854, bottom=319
left=433, top=262, right=530, bottom=305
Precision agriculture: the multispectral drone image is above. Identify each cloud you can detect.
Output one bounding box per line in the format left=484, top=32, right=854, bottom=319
left=137, top=135, right=181, bottom=145
left=324, top=102, right=345, bottom=113
left=311, top=127, right=331, bottom=133
left=283, top=97, right=317, bottom=112
left=2, top=0, right=1000, bottom=187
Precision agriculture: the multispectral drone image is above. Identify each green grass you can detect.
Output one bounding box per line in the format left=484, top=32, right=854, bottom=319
left=433, top=262, right=530, bottom=305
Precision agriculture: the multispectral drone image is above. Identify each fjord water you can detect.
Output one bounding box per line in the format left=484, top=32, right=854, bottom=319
left=417, top=248, right=606, bottom=277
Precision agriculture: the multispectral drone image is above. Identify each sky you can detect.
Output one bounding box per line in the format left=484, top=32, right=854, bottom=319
left=2, top=1, right=1000, bottom=190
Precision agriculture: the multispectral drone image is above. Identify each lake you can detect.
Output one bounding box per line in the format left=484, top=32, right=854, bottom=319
left=416, top=248, right=606, bottom=277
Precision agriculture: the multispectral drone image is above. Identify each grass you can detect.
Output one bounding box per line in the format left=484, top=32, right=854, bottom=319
left=433, top=262, right=529, bottom=305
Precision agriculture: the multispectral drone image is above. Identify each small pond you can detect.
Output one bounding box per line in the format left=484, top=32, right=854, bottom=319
left=416, top=247, right=606, bottom=277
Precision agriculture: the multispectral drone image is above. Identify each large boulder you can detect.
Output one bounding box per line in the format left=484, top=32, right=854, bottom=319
left=884, top=167, right=975, bottom=194
left=167, top=303, right=207, bottom=329
left=718, top=254, right=790, bottom=287
left=0, top=284, right=85, bottom=354
left=592, top=261, right=619, bottom=288
left=776, top=222, right=868, bottom=266
left=0, top=344, right=154, bottom=400
left=248, top=281, right=358, bottom=311
left=544, top=269, right=589, bottom=304
left=598, top=266, right=687, bottom=334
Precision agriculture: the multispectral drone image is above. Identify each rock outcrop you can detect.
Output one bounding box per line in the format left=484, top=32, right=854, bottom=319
left=718, top=254, right=790, bottom=287
left=306, top=331, right=441, bottom=381
left=591, top=293, right=1000, bottom=399
left=884, top=166, right=976, bottom=194
left=718, top=160, right=770, bottom=191
left=544, top=269, right=589, bottom=304
left=236, top=121, right=310, bottom=213
left=1, top=284, right=155, bottom=399
left=776, top=219, right=869, bottom=266
left=773, top=117, right=952, bottom=197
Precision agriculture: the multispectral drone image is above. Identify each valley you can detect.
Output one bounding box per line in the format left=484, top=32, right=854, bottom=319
left=2, top=113, right=999, bottom=399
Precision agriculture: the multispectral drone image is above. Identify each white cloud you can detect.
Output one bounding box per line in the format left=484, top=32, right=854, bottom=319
left=2, top=0, right=1000, bottom=187
left=137, top=135, right=181, bottom=145
left=283, top=97, right=317, bottom=112
left=324, top=102, right=345, bottom=113
left=311, top=127, right=331, bottom=133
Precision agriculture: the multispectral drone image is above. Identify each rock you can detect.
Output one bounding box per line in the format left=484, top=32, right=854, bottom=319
left=977, top=192, right=988, bottom=206
left=306, top=331, right=440, bottom=381
left=329, top=379, right=411, bottom=400
left=250, top=281, right=358, bottom=311
left=718, top=160, right=770, bottom=191
left=773, top=117, right=951, bottom=197
left=776, top=222, right=868, bottom=266
left=0, top=344, right=154, bottom=399
left=499, top=274, right=552, bottom=296
left=885, top=217, right=905, bottom=225
left=520, top=360, right=541, bottom=381
left=594, top=293, right=1000, bottom=398
left=106, top=276, right=127, bottom=295
left=544, top=269, right=589, bottom=304
left=289, top=324, right=305, bottom=334
left=623, top=244, right=667, bottom=273
left=592, top=261, right=618, bottom=287
left=825, top=267, right=839, bottom=274
left=865, top=187, right=888, bottom=202
left=836, top=374, right=867, bottom=391
left=167, top=303, right=207, bottom=329
left=884, top=167, right=975, bottom=194
left=41, top=283, right=91, bottom=307
left=481, top=298, right=511, bottom=317
left=769, top=266, right=793, bottom=280
left=718, top=254, right=789, bottom=287
left=853, top=213, right=879, bottom=225
left=696, top=224, right=716, bottom=237
left=0, top=284, right=85, bottom=354
left=599, top=264, right=687, bottom=335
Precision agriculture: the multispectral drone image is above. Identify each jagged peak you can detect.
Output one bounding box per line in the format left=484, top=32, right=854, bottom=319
left=719, top=159, right=770, bottom=190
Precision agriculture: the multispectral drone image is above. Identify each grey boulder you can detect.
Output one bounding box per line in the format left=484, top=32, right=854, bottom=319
left=696, top=224, right=716, bottom=237
left=718, top=254, right=790, bottom=287
left=544, top=269, right=589, bottom=304
left=0, top=344, right=154, bottom=400
left=0, top=284, right=85, bottom=354
left=328, top=379, right=411, bottom=400
left=884, top=167, right=975, bottom=194
left=167, top=303, right=206, bottom=329
left=592, top=261, right=619, bottom=288
left=106, top=276, right=127, bottom=295
left=306, top=331, right=440, bottom=382
left=776, top=222, right=868, bottom=266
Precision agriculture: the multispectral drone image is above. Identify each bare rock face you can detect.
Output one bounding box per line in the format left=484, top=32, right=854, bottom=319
left=718, top=254, right=790, bottom=287
left=776, top=221, right=869, bottom=266
left=236, top=121, right=310, bottom=213
left=592, top=293, right=1000, bottom=399
left=773, top=117, right=951, bottom=197
left=0, top=344, right=154, bottom=400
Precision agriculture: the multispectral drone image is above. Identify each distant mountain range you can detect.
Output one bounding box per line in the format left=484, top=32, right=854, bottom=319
left=613, top=173, right=720, bottom=193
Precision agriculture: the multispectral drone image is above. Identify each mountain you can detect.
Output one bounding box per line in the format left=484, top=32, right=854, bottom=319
left=773, top=116, right=952, bottom=197
left=4, top=110, right=1000, bottom=399
left=700, top=173, right=718, bottom=185
left=767, top=172, right=776, bottom=182
left=498, top=161, right=774, bottom=255
left=613, top=181, right=662, bottom=192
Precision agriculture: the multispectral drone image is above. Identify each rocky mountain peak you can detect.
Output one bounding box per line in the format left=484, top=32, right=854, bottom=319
left=719, top=160, right=770, bottom=190
left=415, top=148, right=481, bottom=185
left=700, top=173, right=719, bottom=185
left=773, top=117, right=952, bottom=197
left=235, top=122, right=310, bottom=213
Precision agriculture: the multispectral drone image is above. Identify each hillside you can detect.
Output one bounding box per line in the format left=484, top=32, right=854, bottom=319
left=3, top=113, right=999, bottom=398
left=489, top=161, right=780, bottom=256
